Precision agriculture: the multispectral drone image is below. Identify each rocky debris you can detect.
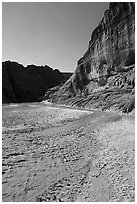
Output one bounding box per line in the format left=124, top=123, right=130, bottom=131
left=2, top=61, right=72, bottom=103
left=44, top=67, right=135, bottom=113
left=44, top=2, right=135, bottom=114
left=2, top=103, right=135, bottom=202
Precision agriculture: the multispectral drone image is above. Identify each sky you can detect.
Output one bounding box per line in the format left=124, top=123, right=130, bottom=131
left=2, top=2, right=109, bottom=72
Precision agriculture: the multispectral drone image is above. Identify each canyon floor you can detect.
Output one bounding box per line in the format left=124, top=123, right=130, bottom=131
left=2, top=102, right=135, bottom=202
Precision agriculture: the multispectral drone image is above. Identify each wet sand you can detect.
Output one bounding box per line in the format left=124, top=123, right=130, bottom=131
left=2, top=102, right=135, bottom=202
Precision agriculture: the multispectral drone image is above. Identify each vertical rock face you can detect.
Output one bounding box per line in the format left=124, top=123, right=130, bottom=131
left=45, top=2, right=135, bottom=113
left=2, top=61, right=72, bottom=103
left=65, top=2, right=135, bottom=94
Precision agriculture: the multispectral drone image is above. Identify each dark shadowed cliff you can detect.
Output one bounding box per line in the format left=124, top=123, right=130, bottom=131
left=2, top=61, right=72, bottom=103
left=44, top=2, right=135, bottom=113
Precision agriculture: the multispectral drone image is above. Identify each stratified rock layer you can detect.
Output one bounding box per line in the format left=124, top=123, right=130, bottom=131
left=44, top=2, right=135, bottom=113
left=2, top=61, right=72, bottom=103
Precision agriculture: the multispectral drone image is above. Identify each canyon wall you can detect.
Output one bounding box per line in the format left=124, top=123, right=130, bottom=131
left=2, top=61, right=72, bottom=103
left=44, top=2, right=135, bottom=113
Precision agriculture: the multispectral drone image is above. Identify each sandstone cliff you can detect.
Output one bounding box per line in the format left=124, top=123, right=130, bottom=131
left=44, top=2, right=135, bottom=113
left=2, top=61, right=72, bottom=103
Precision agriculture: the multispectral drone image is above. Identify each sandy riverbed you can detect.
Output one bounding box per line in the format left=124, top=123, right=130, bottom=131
left=2, top=102, right=135, bottom=202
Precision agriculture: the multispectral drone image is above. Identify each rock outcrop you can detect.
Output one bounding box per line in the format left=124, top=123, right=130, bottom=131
left=44, top=2, right=135, bottom=113
left=2, top=61, right=72, bottom=103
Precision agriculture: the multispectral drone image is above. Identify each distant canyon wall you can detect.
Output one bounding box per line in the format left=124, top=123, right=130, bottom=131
left=2, top=61, right=72, bottom=103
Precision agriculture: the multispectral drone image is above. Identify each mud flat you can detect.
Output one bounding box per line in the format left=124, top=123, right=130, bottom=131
left=2, top=102, right=135, bottom=202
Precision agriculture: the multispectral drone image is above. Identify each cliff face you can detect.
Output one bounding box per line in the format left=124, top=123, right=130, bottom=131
left=2, top=61, right=72, bottom=103
left=44, top=2, right=135, bottom=113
